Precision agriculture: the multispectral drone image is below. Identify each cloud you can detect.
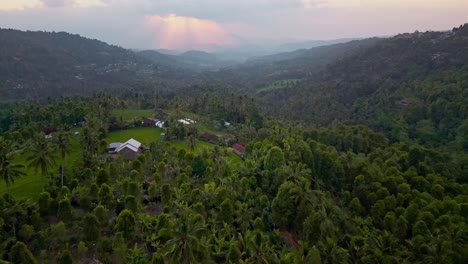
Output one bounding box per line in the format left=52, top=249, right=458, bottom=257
left=41, top=0, right=73, bottom=7
left=144, top=14, right=235, bottom=51
left=0, top=0, right=467, bottom=50
left=0, top=0, right=43, bottom=11
left=71, top=0, right=108, bottom=8
left=0, top=0, right=107, bottom=10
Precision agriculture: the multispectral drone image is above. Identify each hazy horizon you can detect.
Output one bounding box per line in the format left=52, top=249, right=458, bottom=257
left=1, top=0, right=467, bottom=51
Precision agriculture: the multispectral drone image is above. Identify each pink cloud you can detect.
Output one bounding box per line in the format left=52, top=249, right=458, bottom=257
left=144, top=14, right=237, bottom=51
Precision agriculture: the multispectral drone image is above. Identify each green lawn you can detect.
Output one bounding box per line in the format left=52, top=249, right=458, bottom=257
left=171, top=140, right=243, bottom=164
left=112, top=109, right=155, bottom=121
left=106, top=127, right=164, bottom=145
left=256, top=79, right=301, bottom=94
left=229, top=153, right=243, bottom=164
left=170, top=140, right=215, bottom=152
left=106, top=127, right=243, bottom=163
left=0, top=133, right=82, bottom=201
left=0, top=156, right=43, bottom=201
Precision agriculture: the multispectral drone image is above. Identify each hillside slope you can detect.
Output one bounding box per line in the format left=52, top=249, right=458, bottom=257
left=0, top=29, right=193, bottom=100
left=202, top=38, right=382, bottom=92
left=258, top=24, right=468, bottom=149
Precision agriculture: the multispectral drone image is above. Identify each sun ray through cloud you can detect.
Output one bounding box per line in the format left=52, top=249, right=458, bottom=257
left=144, top=14, right=236, bottom=51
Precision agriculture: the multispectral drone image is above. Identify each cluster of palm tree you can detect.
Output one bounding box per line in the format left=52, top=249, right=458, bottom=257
left=0, top=137, right=26, bottom=193
left=1, top=131, right=72, bottom=192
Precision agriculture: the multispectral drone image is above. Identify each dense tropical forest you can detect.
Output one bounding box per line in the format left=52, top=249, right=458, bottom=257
left=0, top=24, right=467, bottom=263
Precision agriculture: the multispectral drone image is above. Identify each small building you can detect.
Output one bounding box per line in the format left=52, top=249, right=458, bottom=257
left=142, top=117, right=158, bottom=125
left=114, top=138, right=142, bottom=160
left=44, top=127, right=57, bottom=135
left=200, top=132, right=219, bottom=143
left=232, top=143, right=246, bottom=158
left=107, top=142, right=122, bottom=153
left=396, top=99, right=412, bottom=106
left=155, top=120, right=164, bottom=128
left=178, top=118, right=196, bottom=125
left=142, top=118, right=164, bottom=128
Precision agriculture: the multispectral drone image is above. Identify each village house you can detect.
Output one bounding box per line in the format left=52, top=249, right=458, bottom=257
left=107, top=142, right=121, bottom=153
left=142, top=117, right=164, bottom=128
left=396, top=99, right=412, bottom=106
left=178, top=118, right=196, bottom=125
left=110, top=138, right=142, bottom=160
left=200, top=132, right=219, bottom=143
left=232, top=143, right=246, bottom=158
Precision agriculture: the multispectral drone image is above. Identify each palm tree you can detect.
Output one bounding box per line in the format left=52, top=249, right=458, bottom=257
left=188, top=135, right=197, bottom=152
left=244, top=230, right=278, bottom=263
left=285, top=241, right=322, bottom=264
left=162, top=211, right=208, bottom=263
left=26, top=133, right=57, bottom=188
left=0, top=138, right=26, bottom=193
left=1, top=159, right=26, bottom=193
left=54, top=131, right=71, bottom=187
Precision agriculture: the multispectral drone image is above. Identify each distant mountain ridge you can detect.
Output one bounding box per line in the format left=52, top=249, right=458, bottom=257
left=136, top=49, right=235, bottom=71
left=255, top=24, right=468, bottom=130
left=0, top=28, right=198, bottom=100
left=275, top=38, right=359, bottom=52
left=200, top=38, right=383, bottom=92
left=1, top=25, right=467, bottom=107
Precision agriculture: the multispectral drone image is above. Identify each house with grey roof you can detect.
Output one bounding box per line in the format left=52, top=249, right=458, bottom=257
left=109, top=138, right=142, bottom=160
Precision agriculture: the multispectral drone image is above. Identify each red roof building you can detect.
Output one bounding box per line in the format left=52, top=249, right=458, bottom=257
left=200, top=132, right=219, bottom=143
left=232, top=143, right=245, bottom=158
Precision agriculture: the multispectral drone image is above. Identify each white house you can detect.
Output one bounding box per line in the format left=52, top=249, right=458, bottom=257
left=114, top=138, right=142, bottom=160
left=178, top=118, right=196, bottom=125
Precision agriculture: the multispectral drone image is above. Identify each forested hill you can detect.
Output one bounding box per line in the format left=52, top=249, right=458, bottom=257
left=322, top=25, right=468, bottom=82
left=201, top=38, right=382, bottom=92
left=136, top=50, right=235, bottom=71
left=0, top=29, right=195, bottom=100
left=257, top=24, right=468, bottom=148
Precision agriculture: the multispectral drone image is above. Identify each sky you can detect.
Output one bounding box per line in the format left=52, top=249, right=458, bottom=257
left=0, top=0, right=467, bottom=51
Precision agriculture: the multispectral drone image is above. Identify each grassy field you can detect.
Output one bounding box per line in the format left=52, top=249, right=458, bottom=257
left=256, top=79, right=301, bottom=94
left=106, top=127, right=243, bottom=163
left=170, top=140, right=215, bottom=152
left=106, top=127, right=164, bottom=145
left=171, top=140, right=243, bottom=163
left=1, top=114, right=241, bottom=200
left=112, top=109, right=155, bottom=121
left=0, top=132, right=82, bottom=201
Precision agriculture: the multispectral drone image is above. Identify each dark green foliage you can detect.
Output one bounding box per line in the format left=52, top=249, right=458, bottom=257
left=151, top=252, right=165, bottom=264
left=57, top=199, right=73, bottom=222
left=226, top=244, right=241, bottom=263
left=116, top=209, right=136, bottom=241
left=37, top=192, right=51, bottom=216
left=219, top=199, right=233, bottom=224
left=81, top=214, right=100, bottom=242
left=161, top=184, right=172, bottom=206
left=9, top=241, right=38, bottom=264
left=96, top=169, right=109, bottom=186
left=93, top=205, right=109, bottom=227
left=271, top=182, right=297, bottom=228
left=56, top=249, right=73, bottom=264
left=125, top=195, right=138, bottom=212
left=264, top=146, right=285, bottom=171
left=98, top=183, right=114, bottom=207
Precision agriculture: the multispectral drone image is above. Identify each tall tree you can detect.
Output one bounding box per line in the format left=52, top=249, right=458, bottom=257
left=26, top=133, right=57, bottom=188
left=54, top=131, right=71, bottom=187
left=162, top=212, right=208, bottom=264
left=9, top=241, right=38, bottom=264
left=0, top=137, right=26, bottom=192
